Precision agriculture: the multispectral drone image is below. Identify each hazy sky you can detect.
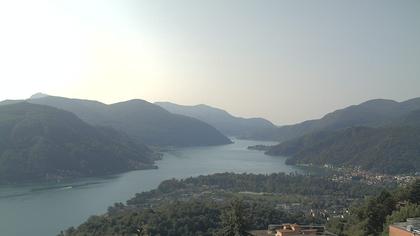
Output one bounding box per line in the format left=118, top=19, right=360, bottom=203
left=0, top=0, right=419, bottom=124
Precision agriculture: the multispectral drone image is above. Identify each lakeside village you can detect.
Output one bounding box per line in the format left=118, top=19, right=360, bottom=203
left=244, top=166, right=420, bottom=236
left=248, top=144, right=418, bottom=186
left=124, top=174, right=419, bottom=236
left=321, top=164, right=418, bottom=186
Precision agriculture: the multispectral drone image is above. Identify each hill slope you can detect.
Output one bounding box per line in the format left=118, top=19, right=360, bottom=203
left=60, top=172, right=384, bottom=236
left=0, top=102, right=155, bottom=183
left=155, top=102, right=276, bottom=137
left=398, top=109, right=420, bottom=127
left=28, top=95, right=232, bottom=147
left=266, top=113, right=420, bottom=174
left=250, top=98, right=420, bottom=142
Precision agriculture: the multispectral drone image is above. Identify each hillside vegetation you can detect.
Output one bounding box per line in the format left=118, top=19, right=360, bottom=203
left=328, top=180, right=420, bottom=236
left=59, top=172, right=386, bottom=236
left=266, top=110, right=420, bottom=174
left=28, top=95, right=232, bottom=147
left=250, top=98, right=420, bottom=142
left=156, top=102, right=275, bottom=137
left=0, top=102, right=155, bottom=183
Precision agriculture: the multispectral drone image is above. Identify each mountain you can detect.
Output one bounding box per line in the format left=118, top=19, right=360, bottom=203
left=0, top=99, right=23, bottom=106
left=28, top=95, right=232, bottom=147
left=397, top=109, right=420, bottom=127
left=155, top=102, right=276, bottom=137
left=249, top=98, right=420, bottom=142
left=0, top=102, right=155, bottom=183
left=266, top=111, right=420, bottom=174
left=29, top=92, right=49, bottom=99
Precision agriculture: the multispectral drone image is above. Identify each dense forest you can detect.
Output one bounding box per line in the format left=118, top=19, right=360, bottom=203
left=0, top=102, right=156, bottom=183
left=247, top=98, right=420, bottom=142
left=328, top=179, right=420, bottom=236
left=28, top=94, right=232, bottom=147
left=59, top=172, right=391, bottom=236
left=155, top=102, right=275, bottom=137
left=266, top=125, right=420, bottom=174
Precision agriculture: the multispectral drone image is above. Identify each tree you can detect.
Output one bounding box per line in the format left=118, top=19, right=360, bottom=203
left=219, top=199, right=249, bottom=236
left=365, top=190, right=395, bottom=236
left=382, top=203, right=420, bottom=236
left=409, top=179, right=420, bottom=204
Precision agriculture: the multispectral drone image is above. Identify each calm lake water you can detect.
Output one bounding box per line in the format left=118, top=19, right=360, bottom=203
left=0, top=139, right=301, bottom=236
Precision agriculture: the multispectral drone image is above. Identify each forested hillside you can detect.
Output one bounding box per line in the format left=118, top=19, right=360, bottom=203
left=156, top=102, right=275, bottom=137
left=266, top=126, right=420, bottom=174
left=59, top=172, right=388, bottom=236
left=249, top=98, right=420, bottom=142
left=29, top=95, right=232, bottom=147
left=0, top=102, right=155, bottom=183
left=328, top=180, right=420, bottom=236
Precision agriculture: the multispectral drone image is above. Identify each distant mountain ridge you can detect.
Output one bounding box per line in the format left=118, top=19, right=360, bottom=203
left=155, top=102, right=276, bottom=137
left=30, top=92, right=49, bottom=99
left=266, top=108, right=420, bottom=174
left=28, top=95, right=232, bottom=147
left=249, top=97, right=420, bottom=142
left=0, top=102, right=155, bottom=183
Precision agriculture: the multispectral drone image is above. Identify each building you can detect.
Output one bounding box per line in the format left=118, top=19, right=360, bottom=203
left=248, top=224, right=337, bottom=236
left=267, top=224, right=335, bottom=236
left=390, top=218, right=420, bottom=236
left=275, top=224, right=317, bottom=235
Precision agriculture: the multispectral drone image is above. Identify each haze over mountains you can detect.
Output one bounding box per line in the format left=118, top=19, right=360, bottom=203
left=2, top=93, right=420, bottom=181
left=27, top=94, right=232, bottom=147
left=0, top=93, right=236, bottom=182
left=0, top=102, right=155, bottom=183
left=249, top=97, right=420, bottom=142
left=155, top=102, right=276, bottom=137
left=265, top=98, right=420, bottom=174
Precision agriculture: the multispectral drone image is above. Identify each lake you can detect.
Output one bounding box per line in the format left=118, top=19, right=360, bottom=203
left=0, top=139, right=301, bottom=236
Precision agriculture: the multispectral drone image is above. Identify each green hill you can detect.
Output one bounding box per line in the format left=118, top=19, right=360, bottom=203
left=0, top=102, right=155, bottom=183
left=249, top=98, right=420, bottom=142
left=399, top=109, right=420, bottom=127
left=28, top=95, right=232, bottom=147
left=155, top=102, right=276, bottom=137
left=266, top=121, right=420, bottom=174
left=59, top=172, right=386, bottom=236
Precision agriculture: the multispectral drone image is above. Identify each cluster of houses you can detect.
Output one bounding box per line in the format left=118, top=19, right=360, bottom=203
left=249, top=224, right=336, bottom=236
left=329, top=167, right=417, bottom=186
left=248, top=218, right=420, bottom=236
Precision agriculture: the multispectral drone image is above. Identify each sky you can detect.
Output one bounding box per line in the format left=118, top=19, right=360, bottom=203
left=0, top=0, right=419, bottom=125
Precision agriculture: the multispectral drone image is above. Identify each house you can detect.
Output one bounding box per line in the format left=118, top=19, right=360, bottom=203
left=275, top=224, right=316, bottom=236
left=389, top=218, right=420, bottom=236
left=248, top=224, right=336, bottom=236
left=266, top=224, right=335, bottom=236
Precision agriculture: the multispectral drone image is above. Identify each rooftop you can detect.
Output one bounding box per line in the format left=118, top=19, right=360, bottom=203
left=248, top=224, right=337, bottom=236
left=390, top=218, right=420, bottom=236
